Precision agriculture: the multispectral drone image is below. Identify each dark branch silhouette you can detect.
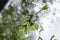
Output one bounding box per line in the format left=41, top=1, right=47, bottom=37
left=0, top=0, right=8, bottom=11
left=35, top=9, right=42, bottom=15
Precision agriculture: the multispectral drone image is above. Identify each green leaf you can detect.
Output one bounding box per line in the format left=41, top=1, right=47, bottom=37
left=19, top=26, right=24, bottom=32
left=42, top=5, right=48, bottom=10
left=22, top=20, right=28, bottom=25
left=27, top=22, right=31, bottom=29
left=50, top=35, right=55, bottom=40
left=29, top=23, right=38, bottom=31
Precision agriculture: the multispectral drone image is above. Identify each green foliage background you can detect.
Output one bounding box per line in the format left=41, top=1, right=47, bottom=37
left=0, top=0, right=51, bottom=40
